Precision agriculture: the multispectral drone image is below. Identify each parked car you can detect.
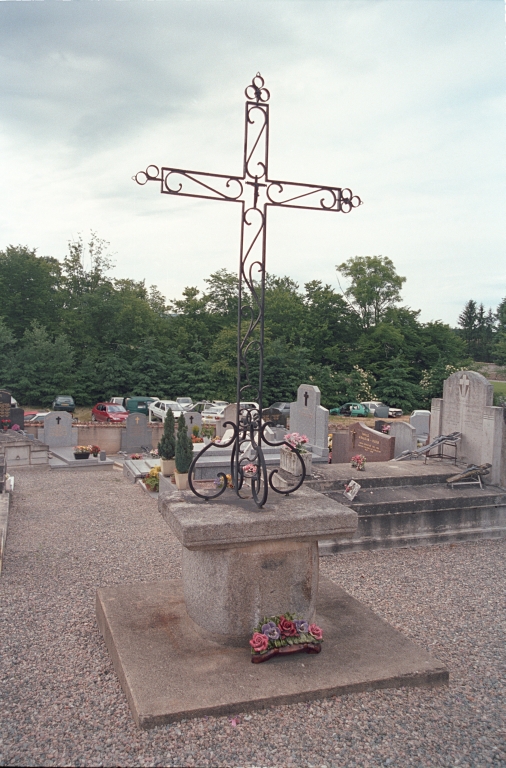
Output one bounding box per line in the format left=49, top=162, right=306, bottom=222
left=387, top=406, right=403, bottom=418
left=52, top=395, right=75, bottom=413
left=186, top=401, right=215, bottom=414
left=330, top=402, right=371, bottom=417
left=239, top=401, right=259, bottom=411
left=124, top=396, right=158, bottom=417
left=360, top=400, right=402, bottom=418
left=110, top=397, right=125, bottom=406
left=148, top=400, right=184, bottom=422
left=91, top=403, right=129, bottom=423
left=213, top=400, right=229, bottom=408
left=266, top=402, right=291, bottom=418
left=202, top=406, right=226, bottom=426
left=176, top=397, right=193, bottom=409
left=24, top=411, right=51, bottom=423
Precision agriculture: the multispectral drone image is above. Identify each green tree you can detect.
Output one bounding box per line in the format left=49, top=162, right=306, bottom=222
left=374, top=355, right=420, bottom=412
left=13, top=322, right=74, bottom=405
left=0, top=318, right=16, bottom=389
left=0, top=245, right=62, bottom=338
left=336, top=255, right=406, bottom=329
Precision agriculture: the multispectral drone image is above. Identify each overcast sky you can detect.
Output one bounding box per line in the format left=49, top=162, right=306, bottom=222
left=0, top=0, right=504, bottom=325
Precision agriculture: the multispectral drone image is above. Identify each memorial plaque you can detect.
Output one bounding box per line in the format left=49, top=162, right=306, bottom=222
left=43, top=411, right=74, bottom=447
left=348, top=422, right=395, bottom=462
left=0, top=390, right=11, bottom=421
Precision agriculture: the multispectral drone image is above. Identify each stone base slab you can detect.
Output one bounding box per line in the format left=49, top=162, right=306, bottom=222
left=96, top=577, right=448, bottom=729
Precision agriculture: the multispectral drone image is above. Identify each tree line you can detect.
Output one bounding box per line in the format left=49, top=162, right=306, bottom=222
left=0, top=234, right=500, bottom=411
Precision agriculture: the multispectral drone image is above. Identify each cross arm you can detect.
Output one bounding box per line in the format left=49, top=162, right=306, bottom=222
left=265, top=179, right=361, bottom=213
left=133, top=164, right=244, bottom=203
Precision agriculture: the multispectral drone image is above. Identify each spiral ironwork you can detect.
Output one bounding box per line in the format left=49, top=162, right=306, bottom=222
left=134, top=73, right=362, bottom=508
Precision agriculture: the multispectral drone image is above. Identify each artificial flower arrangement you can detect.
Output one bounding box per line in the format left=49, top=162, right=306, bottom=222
left=243, top=463, right=257, bottom=476
left=143, top=465, right=161, bottom=492
left=74, top=444, right=92, bottom=454
left=1, top=418, right=12, bottom=430
left=214, top=473, right=234, bottom=489
left=149, top=448, right=159, bottom=457
left=284, top=433, right=309, bottom=452
left=130, top=453, right=143, bottom=460
left=351, top=454, right=366, bottom=471
left=90, top=445, right=100, bottom=457
left=249, top=613, right=323, bottom=664
left=381, top=424, right=390, bottom=434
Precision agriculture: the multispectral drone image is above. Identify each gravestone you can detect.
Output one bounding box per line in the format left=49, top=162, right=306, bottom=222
left=349, top=422, right=395, bottom=462
left=183, top=411, right=202, bottom=433
left=440, top=371, right=492, bottom=466
left=216, top=403, right=237, bottom=438
left=121, top=413, right=151, bottom=453
left=289, top=384, right=329, bottom=459
left=389, top=421, right=416, bottom=458
left=262, top=406, right=288, bottom=429
left=41, top=411, right=75, bottom=447
left=10, top=408, right=24, bottom=429
left=429, top=370, right=505, bottom=486
left=410, top=410, right=431, bottom=437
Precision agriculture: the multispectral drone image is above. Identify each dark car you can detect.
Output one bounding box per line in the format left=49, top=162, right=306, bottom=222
left=52, top=395, right=75, bottom=413
left=268, top=402, right=291, bottom=417
left=91, top=403, right=129, bottom=423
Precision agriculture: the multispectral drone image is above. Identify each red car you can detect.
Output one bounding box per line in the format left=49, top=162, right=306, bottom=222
left=91, top=403, right=129, bottom=423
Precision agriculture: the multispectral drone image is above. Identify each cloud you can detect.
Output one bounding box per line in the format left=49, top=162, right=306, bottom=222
left=0, top=0, right=503, bottom=325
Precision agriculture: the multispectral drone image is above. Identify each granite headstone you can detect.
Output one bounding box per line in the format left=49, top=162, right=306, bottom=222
left=262, top=406, right=288, bottom=429
left=121, top=413, right=151, bottom=453
left=389, top=421, right=416, bottom=458
left=440, top=371, right=493, bottom=465
left=10, top=407, right=25, bottom=429
left=410, top=410, right=431, bottom=437
left=289, top=384, right=329, bottom=458
left=42, top=411, right=75, bottom=447
left=183, top=411, right=202, bottom=433
left=0, top=390, right=11, bottom=423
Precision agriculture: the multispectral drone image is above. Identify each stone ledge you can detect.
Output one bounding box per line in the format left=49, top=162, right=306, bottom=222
left=96, top=576, right=448, bottom=729
left=159, top=485, right=357, bottom=550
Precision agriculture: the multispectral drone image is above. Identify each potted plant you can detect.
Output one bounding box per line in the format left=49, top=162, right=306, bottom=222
left=174, top=413, right=193, bottom=490
left=158, top=407, right=176, bottom=476
left=90, top=445, right=100, bottom=458
left=280, top=432, right=312, bottom=477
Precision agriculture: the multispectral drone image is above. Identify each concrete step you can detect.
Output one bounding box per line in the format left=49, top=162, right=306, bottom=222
left=309, top=468, right=456, bottom=492
left=324, top=483, right=506, bottom=516
left=319, top=482, right=506, bottom=553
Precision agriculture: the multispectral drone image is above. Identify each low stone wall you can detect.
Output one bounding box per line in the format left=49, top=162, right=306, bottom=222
left=26, top=423, right=165, bottom=454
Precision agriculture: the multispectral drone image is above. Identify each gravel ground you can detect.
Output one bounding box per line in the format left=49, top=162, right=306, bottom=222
left=0, top=468, right=505, bottom=768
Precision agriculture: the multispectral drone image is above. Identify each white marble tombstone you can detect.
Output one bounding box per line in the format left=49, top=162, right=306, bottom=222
left=289, top=384, right=329, bottom=459
left=441, top=371, right=493, bottom=466
left=410, top=410, right=431, bottom=437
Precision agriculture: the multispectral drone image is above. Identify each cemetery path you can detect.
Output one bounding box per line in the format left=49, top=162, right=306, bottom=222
left=0, top=468, right=505, bottom=768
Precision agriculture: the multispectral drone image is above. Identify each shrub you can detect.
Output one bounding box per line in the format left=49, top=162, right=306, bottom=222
left=158, top=407, right=175, bottom=460
left=175, top=413, right=193, bottom=474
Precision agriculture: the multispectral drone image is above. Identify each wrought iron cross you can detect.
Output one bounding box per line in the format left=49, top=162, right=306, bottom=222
left=134, top=73, right=361, bottom=507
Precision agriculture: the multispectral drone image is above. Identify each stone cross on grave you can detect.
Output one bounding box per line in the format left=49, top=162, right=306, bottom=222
left=134, top=74, right=361, bottom=507
left=459, top=374, right=470, bottom=397
left=135, top=416, right=140, bottom=425
left=56, top=416, right=61, bottom=425
left=189, top=415, right=194, bottom=425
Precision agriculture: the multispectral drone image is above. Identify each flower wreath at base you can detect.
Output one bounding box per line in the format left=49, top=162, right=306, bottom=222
left=249, top=613, right=323, bottom=664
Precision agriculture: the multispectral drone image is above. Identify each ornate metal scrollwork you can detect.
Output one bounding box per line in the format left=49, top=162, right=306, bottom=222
left=134, top=73, right=362, bottom=508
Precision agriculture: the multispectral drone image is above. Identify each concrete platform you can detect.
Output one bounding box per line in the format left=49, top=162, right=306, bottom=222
left=49, top=446, right=115, bottom=471
left=96, top=576, right=448, bottom=729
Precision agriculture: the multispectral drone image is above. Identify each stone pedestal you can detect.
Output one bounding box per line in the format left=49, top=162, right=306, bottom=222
left=159, top=485, right=357, bottom=644
left=182, top=539, right=318, bottom=643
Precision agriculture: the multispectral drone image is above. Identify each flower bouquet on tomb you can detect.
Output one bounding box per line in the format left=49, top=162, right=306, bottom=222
left=351, top=454, right=366, bottom=471
left=249, top=613, right=323, bottom=664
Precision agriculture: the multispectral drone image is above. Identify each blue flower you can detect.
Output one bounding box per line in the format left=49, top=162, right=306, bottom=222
left=261, top=621, right=281, bottom=640
left=294, top=620, right=309, bottom=633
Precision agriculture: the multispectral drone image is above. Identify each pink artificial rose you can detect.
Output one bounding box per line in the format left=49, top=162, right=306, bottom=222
left=278, top=616, right=297, bottom=637
left=249, top=632, right=269, bottom=652
left=308, top=623, right=323, bottom=641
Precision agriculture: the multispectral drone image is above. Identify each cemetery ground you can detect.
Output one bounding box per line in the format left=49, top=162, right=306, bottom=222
left=1, top=468, right=504, bottom=768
